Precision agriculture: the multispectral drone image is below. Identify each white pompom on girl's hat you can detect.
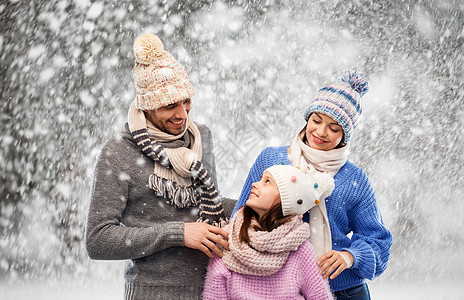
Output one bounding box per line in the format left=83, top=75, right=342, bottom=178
left=132, top=33, right=195, bottom=110
left=304, top=70, right=369, bottom=144
left=265, top=165, right=335, bottom=216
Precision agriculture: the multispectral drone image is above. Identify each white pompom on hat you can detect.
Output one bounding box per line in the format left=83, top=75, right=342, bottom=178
left=265, top=165, right=335, bottom=216
left=133, top=33, right=195, bottom=110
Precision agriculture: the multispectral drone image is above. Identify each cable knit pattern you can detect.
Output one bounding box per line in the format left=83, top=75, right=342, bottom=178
left=204, top=241, right=333, bottom=300
left=231, top=146, right=392, bottom=292
left=222, top=208, right=311, bottom=276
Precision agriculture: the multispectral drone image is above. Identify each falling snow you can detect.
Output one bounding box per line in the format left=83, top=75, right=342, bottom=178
left=1, top=0, right=463, bottom=299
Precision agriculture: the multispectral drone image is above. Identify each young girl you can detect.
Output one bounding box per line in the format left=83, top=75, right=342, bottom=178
left=203, top=165, right=334, bottom=300
left=231, top=71, right=392, bottom=299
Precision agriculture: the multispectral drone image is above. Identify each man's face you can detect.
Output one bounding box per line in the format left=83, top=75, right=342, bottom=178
left=145, top=98, right=192, bottom=135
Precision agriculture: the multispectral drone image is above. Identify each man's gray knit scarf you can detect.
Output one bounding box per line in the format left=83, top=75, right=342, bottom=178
left=128, top=103, right=228, bottom=227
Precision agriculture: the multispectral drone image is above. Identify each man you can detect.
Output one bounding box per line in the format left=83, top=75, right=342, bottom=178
left=85, top=33, right=233, bottom=299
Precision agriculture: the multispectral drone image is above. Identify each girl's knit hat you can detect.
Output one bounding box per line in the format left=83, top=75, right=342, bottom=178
left=133, top=33, right=195, bottom=110
left=265, top=165, right=334, bottom=216
left=304, top=70, right=369, bottom=143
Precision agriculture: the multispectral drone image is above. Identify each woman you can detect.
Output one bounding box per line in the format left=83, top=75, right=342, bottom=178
left=231, top=70, right=392, bottom=299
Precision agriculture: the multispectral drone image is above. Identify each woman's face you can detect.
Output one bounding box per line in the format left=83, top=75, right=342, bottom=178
left=305, top=112, right=344, bottom=151
left=246, top=172, right=279, bottom=218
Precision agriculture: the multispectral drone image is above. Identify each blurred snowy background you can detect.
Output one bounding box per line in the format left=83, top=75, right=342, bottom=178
left=1, top=0, right=463, bottom=299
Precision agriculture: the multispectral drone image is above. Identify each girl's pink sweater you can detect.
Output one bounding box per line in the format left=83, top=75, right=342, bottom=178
left=203, top=240, right=333, bottom=300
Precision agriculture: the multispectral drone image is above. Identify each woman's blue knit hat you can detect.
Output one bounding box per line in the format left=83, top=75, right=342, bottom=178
left=304, top=70, right=369, bottom=143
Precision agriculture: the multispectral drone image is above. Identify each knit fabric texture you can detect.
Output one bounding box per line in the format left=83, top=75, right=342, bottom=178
left=265, top=165, right=334, bottom=216
left=203, top=240, right=333, bottom=300
left=222, top=207, right=311, bottom=276
left=127, top=101, right=228, bottom=226
left=85, top=123, right=226, bottom=300
left=231, top=146, right=392, bottom=292
left=304, top=70, right=369, bottom=143
left=133, top=33, right=195, bottom=110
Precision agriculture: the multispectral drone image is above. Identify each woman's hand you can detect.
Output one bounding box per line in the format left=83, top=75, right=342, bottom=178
left=317, top=250, right=353, bottom=279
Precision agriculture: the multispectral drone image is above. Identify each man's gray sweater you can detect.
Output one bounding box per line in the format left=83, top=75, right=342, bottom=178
left=85, top=123, right=234, bottom=299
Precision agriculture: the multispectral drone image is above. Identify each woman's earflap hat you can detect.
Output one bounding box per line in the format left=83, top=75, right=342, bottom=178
left=133, top=33, right=195, bottom=110
left=304, top=70, right=369, bottom=143
left=265, top=165, right=334, bottom=216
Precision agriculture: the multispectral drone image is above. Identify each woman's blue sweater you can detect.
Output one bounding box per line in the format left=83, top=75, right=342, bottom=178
left=231, top=146, right=392, bottom=292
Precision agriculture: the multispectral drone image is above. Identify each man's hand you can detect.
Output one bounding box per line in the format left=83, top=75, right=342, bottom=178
left=317, top=250, right=354, bottom=280
left=184, top=222, right=229, bottom=258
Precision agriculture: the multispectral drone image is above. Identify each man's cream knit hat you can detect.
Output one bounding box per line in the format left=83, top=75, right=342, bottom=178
left=133, top=33, right=195, bottom=110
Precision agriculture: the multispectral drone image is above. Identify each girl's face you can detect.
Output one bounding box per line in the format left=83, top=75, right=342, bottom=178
left=305, top=112, right=344, bottom=151
left=246, top=172, right=279, bottom=218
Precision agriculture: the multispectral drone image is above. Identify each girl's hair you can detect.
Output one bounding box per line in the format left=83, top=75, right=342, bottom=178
left=239, top=194, right=294, bottom=244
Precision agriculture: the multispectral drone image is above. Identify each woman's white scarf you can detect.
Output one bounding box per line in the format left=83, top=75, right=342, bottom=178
left=127, top=100, right=227, bottom=226
left=289, top=130, right=350, bottom=257
left=222, top=207, right=310, bottom=276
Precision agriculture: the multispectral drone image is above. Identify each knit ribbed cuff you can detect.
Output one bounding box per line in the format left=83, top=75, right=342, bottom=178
left=342, top=239, right=376, bottom=280
left=340, top=250, right=354, bottom=268
left=165, top=221, right=185, bottom=247
left=342, top=248, right=357, bottom=269
left=125, top=283, right=203, bottom=300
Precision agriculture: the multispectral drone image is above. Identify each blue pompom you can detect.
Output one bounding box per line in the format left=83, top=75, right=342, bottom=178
left=339, top=70, right=369, bottom=97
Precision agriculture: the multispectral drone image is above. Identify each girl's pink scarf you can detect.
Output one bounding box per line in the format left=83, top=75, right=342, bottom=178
left=222, top=208, right=310, bottom=276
